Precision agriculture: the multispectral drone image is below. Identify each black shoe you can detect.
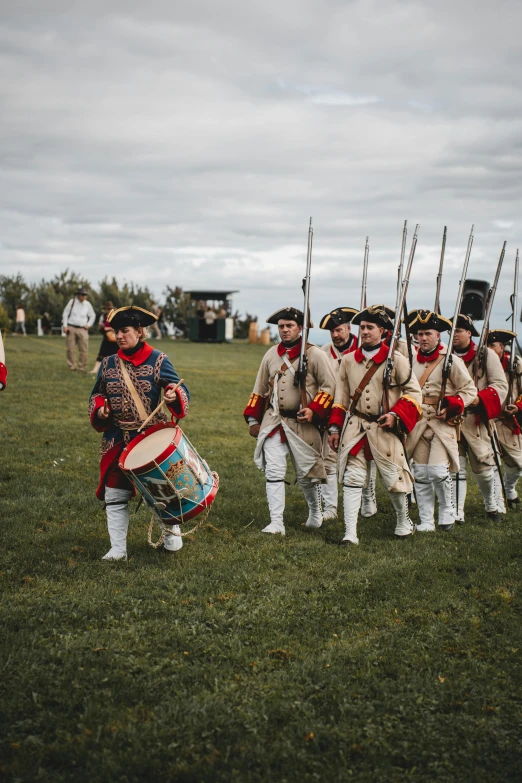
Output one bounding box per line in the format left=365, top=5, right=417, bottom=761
left=439, top=524, right=454, bottom=532
left=487, top=511, right=501, bottom=522
left=508, top=497, right=520, bottom=509
left=394, top=533, right=413, bottom=540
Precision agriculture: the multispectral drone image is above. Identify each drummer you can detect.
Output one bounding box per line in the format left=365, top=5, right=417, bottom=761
left=89, top=306, right=190, bottom=560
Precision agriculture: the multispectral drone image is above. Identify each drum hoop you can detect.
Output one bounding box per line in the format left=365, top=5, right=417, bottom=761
left=147, top=471, right=219, bottom=546
left=119, top=421, right=180, bottom=473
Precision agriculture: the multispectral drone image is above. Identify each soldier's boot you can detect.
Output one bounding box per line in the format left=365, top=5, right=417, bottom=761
left=361, top=460, right=378, bottom=517
left=389, top=492, right=413, bottom=538
left=341, top=485, right=362, bottom=545
left=162, top=523, right=183, bottom=553
left=413, top=463, right=436, bottom=532
left=474, top=468, right=500, bottom=520
left=451, top=456, right=467, bottom=523
left=505, top=464, right=522, bottom=506
left=300, top=478, right=323, bottom=529
left=320, top=472, right=338, bottom=521
left=262, top=480, right=286, bottom=535
left=431, top=464, right=455, bottom=531
left=492, top=467, right=506, bottom=513
left=103, top=487, right=131, bottom=561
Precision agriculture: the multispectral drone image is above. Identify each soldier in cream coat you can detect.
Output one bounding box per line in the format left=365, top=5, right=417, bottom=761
left=406, top=311, right=477, bottom=532
left=328, top=306, right=423, bottom=545
left=451, top=315, right=508, bottom=522
left=244, top=307, right=337, bottom=535
left=488, top=329, right=522, bottom=507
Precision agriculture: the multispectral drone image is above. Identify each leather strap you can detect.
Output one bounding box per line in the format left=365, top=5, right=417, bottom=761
left=349, top=361, right=381, bottom=415
left=353, top=410, right=380, bottom=423
left=422, top=395, right=439, bottom=406
left=119, top=358, right=148, bottom=422
left=417, top=354, right=444, bottom=389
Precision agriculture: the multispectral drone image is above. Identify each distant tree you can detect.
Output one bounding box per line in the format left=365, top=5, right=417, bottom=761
left=233, top=311, right=258, bottom=339
left=0, top=273, right=31, bottom=320
left=162, top=286, right=191, bottom=330
left=0, top=302, right=9, bottom=331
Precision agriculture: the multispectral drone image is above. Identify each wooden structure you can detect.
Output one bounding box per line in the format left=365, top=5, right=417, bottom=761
left=185, top=290, right=238, bottom=343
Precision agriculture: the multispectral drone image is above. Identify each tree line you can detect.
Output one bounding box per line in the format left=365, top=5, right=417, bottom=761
left=0, top=271, right=256, bottom=338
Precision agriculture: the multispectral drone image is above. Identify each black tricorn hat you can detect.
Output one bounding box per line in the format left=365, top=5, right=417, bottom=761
left=487, top=329, right=516, bottom=345
left=352, top=304, right=395, bottom=330
left=449, top=313, right=479, bottom=337
left=266, top=307, right=314, bottom=327
left=107, top=306, right=158, bottom=330
left=319, top=307, right=358, bottom=330
left=409, top=309, right=452, bottom=334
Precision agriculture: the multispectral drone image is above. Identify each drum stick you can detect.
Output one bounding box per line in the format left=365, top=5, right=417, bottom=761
left=103, top=399, right=109, bottom=415
left=138, top=379, right=184, bottom=432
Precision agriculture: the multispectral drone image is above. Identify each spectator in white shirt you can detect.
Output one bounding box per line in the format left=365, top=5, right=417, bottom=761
left=62, top=288, right=96, bottom=371
left=15, top=304, right=26, bottom=336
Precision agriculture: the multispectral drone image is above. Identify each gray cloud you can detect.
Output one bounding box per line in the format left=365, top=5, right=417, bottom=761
left=1, top=0, right=522, bottom=339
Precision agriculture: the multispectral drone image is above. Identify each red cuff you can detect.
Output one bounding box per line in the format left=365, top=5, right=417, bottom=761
left=89, top=394, right=111, bottom=432
left=478, top=387, right=502, bottom=420
left=0, top=362, right=7, bottom=390
left=244, top=393, right=265, bottom=424
left=329, top=404, right=347, bottom=430
left=308, top=391, right=333, bottom=419
left=443, top=395, right=464, bottom=418
left=165, top=385, right=189, bottom=420
left=391, top=398, right=421, bottom=434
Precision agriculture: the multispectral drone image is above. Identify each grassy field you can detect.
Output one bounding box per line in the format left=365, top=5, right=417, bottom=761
left=1, top=335, right=522, bottom=782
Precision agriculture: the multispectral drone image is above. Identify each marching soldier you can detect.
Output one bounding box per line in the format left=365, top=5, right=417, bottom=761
left=328, top=305, right=423, bottom=545
left=451, top=314, right=508, bottom=521
left=244, top=307, right=336, bottom=535
left=488, top=329, right=522, bottom=507
left=406, top=310, right=477, bottom=532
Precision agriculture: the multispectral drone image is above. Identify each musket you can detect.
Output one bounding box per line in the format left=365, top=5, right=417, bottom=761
left=506, top=249, right=519, bottom=406
left=436, top=225, right=474, bottom=416
left=294, top=217, right=313, bottom=409
left=434, top=226, right=447, bottom=313
left=360, top=236, right=369, bottom=310
left=472, top=241, right=507, bottom=387
left=382, top=224, right=419, bottom=413
left=395, top=221, right=408, bottom=325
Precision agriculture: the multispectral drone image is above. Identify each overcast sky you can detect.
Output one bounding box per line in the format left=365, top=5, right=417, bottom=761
left=1, top=0, right=521, bottom=341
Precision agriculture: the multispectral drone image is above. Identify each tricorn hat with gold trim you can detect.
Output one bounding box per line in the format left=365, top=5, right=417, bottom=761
left=351, top=304, right=394, bottom=330
left=449, top=313, right=479, bottom=337
left=408, top=309, right=452, bottom=333
left=107, top=306, right=158, bottom=330
left=266, top=307, right=314, bottom=327
left=319, top=307, right=358, bottom=330
left=487, top=328, right=516, bottom=345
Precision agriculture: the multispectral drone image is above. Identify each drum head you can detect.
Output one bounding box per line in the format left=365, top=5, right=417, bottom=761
left=124, top=427, right=176, bottom=470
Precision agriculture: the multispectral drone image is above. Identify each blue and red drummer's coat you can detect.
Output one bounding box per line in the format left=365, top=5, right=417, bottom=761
left=89, top=341, right=189, bottom=499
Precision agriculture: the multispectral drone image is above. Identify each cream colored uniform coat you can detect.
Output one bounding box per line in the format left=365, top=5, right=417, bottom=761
left=461, top=348, right=508, bottom=463
left=321, top=342, right=352, bottom=471
left=334, top=351, right=422, bottom=493
left=253, top=345, right=336, bottom=480
left=406, top=345, right=477, bottom=472
left=496, top=356, right=522, bottom=468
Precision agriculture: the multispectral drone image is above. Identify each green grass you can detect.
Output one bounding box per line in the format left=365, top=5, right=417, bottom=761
left=1, top=335, right=522, bottom=782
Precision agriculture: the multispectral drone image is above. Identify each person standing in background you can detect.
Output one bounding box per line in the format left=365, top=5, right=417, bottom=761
left=62, top=287, right=96, bottom=372
left=15, top=304, right=26, bottom=336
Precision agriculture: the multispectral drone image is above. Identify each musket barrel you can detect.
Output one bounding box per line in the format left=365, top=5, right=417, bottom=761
left=361, top=236, right=369, bottom=311
left=434, top=225, right=447, bottom=313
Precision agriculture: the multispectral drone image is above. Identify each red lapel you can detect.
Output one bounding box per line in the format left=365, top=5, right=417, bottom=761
left=117, top=341, right=154, bottom=367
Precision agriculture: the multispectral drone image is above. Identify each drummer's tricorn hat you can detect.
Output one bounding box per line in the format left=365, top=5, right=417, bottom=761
left=266, top=307, right=314, bottom=327
left=319, top=307, right=358, bottom=330
left=351, top=304, right=395, bottom=330
left=408, top=309, right=452, bottom=334
left=487, top=328, right=516, bottom=345
left=449, top=313, right=479, bottom=337
left=107, top=306, right=158, bottom=330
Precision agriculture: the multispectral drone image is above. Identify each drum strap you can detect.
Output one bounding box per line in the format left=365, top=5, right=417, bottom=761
left=119, top=358, right=148, bottom=422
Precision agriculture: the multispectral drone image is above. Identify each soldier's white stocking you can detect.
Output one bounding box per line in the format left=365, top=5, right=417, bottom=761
left=341, top=458, right=367, bottom=544
left=263, top=480, right=286, bottom=534
left=430, top=464, right=455, bottom=527
left=300, top=478, right=323, bottom=528
left=475, top=468, right=498, bottom=513
left=361, top=460, right=377, bottom=517
left=504, top=464, right=522, bottom=501
left=389, top=492, right=413, bottom=538
left=103, top=487, right=131, bottom=561
left=163, top=523, right=183, bottom=552
left=451, top=455, right=467, bottom=522
left=320, top=472, right=338, bottom=521
left=413, top=463, right=435, bottom=532
left=492, top=467, right=506, bottom=513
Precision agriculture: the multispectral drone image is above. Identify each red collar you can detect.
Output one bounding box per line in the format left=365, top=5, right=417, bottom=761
left=417, top=342, right=444, bottom=363
left=354, top=341, right=388, bottom=365
left=330, top=334, right=358, bottom=359
left=117, top=341, right=154, bottom=366
left=277, top=338, right=302, bottom=361
left=453, top=340, right=476, bottom=364
left=502, top=353, right=509, bottom=371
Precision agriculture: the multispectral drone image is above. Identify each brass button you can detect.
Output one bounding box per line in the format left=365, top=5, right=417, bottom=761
left=387, top=452, right=391, bottom=456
